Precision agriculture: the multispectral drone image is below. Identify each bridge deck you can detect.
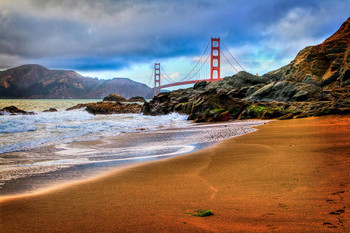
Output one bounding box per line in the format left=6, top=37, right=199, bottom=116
left=159, top=79, right=221, bottom=89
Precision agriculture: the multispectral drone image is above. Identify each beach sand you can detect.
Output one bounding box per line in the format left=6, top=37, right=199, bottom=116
left=0, top=115, right=349, bottom=232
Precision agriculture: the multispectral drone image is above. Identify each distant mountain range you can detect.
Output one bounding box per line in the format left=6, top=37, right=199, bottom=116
left=0, top=64, right=154, bottom=99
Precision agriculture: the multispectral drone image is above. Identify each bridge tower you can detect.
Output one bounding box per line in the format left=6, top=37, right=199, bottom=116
left=154, top=63, right=161, bottom=96
left=210, top=37, right=220, bottom=81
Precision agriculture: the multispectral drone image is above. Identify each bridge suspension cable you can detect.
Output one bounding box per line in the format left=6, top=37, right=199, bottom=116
left=221, top=40, right=246, bottom=71
left=178, top=40, right=210, bottom=82
left=161, top=66, right=176, bottom=83
left=161, top=73, right=174, bottom=83
left=221, top=51, right=239, bottom=73
left=148, top=70, right=154, bottom=87
left=186, top=54, right=210, bottom=81
left=151, top=37, right=246, bottom=96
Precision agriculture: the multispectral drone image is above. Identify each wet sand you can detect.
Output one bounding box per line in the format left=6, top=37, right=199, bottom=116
left=0, top=120, right=264, bottom=195
left=0, top=115, right=349, bottom=232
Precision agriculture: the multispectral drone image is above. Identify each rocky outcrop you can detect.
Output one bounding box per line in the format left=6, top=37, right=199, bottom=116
left=102, top=94, right=146, bottom=103
left=259, top=17, right=350, bottom=101
left=0, top=106, right=35, bottom=115
left=103, top=93, right=126, bottom=102
left=67, top=102, right=142, bottom=114
left=128, top=96, right=146, bottom=102
left=143, top=18, right=350, bottom=122
left=43, top=108, right=58, bottom=112
left=143, top=83, right=350, bottom=122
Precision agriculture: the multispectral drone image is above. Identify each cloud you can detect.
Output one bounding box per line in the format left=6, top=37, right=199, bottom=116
left=169, top=72, right=179, bottom=79
left=0, top=0, right=225, bottom=70
left=221, top=0, right=350, bottom=75
left=0, top=0, right=349, bottom=80
left=0, top=54, right=25, bottom=69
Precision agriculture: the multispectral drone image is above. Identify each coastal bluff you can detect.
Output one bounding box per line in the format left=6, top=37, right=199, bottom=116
left=143, top=18, right=350, bottom=122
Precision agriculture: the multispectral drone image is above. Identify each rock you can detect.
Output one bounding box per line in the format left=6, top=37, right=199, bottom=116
left=67, top=102, right=142, bottom=114
left=292, top=90, right=309, bottom=101
left=278, top=113, right=294, bottom=120
left=264, top=17, right=350, bottom=90
left=141, top=90, right=192, bottom=116
left=247, top=82, right=276, bottom=101
left=187, top=93, right=249, bottom=122
left=218, top=71, right=270, bottom=90
left=0, top=105, right=29, bottom=115
left=103, top=93, right=126, bottom=102
left=216, top=111, right=230, bottom=121
left=320, top=90, right=333, bottom=101
left=128, top=96, right=146, bottom=102
left=193, top=81, right=207, bottom=90
left=66, top=104, right=88, bottom=111
left=43, top=108, right=58, bottom=112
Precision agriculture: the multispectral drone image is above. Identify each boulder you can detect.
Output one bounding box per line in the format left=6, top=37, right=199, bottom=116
left=67, top=102, right=142, bottom=114
left=43, top=108, right=58, bottom=112
left=103, top=93, right=126, bottom=102
left=66, top=104, right=89, bottom=111
left=193, top=81, right=207, bottom=90
left=0, top=106, right=35, bottom=115
left=128, top=96, right=146, bottom=102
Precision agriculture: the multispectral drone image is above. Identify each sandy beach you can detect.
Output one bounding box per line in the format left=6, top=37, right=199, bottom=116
left=0, top=115, right=349, bottom=232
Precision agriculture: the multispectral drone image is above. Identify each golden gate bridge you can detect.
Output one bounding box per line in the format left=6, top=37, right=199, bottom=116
left=149, top=37, right=246, bottom=96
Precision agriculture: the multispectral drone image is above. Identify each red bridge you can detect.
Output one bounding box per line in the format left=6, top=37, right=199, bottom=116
left=150, top=37, right=246, bottom=96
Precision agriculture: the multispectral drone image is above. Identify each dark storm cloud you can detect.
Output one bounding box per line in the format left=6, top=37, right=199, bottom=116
left=0, top=0, right=349, bottom=71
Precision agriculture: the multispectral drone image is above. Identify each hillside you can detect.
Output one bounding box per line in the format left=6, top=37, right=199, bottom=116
left=143, top=17, right=350, bottom=121
left=261, top=16, right=350, bottom=100
left=0, top=64, right=153, bottom=99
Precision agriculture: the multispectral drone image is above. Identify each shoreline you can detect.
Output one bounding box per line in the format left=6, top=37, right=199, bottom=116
left=0, top=115, right=349, bottom=232
left=0, top=119, right=266, bottom=197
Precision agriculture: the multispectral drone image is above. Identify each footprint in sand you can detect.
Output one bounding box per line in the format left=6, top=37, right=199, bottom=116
left=323, top=222, right=338, bottom=229
left=331, top=191, right=345, bottom=195
left=329, top=209, right=345, bottom=215
left=278, top=203, right=287, bottom=209
left=266, top=224, right=278, bottom=230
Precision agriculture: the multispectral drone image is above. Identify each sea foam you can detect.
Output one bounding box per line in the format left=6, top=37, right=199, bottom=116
left=0, top=110, right=189, bottom=154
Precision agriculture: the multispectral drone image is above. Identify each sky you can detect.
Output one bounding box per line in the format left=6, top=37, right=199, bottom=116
left=0, top=0, right=349, bottom=88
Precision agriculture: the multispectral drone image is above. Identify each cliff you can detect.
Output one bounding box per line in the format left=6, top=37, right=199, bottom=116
left=143, top=17, right=350, bottom=121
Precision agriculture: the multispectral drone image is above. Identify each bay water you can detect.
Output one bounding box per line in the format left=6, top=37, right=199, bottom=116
left=0, top=99, right=265, bottom=195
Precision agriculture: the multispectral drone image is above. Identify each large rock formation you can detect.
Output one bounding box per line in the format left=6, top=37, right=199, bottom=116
left=143, top=17, right=350, bottom=122
left=0, top=65, right=154, bottom=99
left=0, top=106, right=35, bottom=115
left=67, top=102, right=142, bottom=114
left=258, top=17, right=350, bottom=102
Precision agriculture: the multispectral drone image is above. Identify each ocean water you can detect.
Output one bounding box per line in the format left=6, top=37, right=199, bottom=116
left=0, top=99, right=266, bottom=195
left=0, top=109, right=189, bottom=154
left=0, top=99, right=103, bottom=111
